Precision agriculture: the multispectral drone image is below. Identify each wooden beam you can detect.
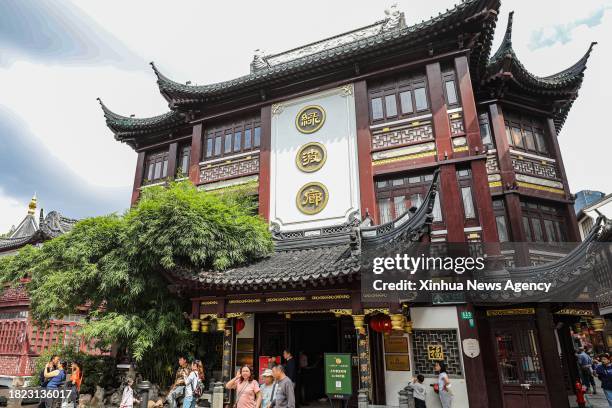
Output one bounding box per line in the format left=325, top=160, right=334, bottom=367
left=258, top=105, right=272, bottom=220
left=354, top=80, right=377, bottom=222
left=130, top=152, right=146, bottom=206
left=189, top=124, right=203, bottom=184
left=427, top=61, right=463, bottom=242
left=167, top=142, right=178, bottom=180
left=456, top=305, right=489, bottom=408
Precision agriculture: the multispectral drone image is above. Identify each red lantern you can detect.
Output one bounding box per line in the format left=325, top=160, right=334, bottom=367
left=369, top=314, right=392, bottom=333
left=236, top=318, right=246, bottom=333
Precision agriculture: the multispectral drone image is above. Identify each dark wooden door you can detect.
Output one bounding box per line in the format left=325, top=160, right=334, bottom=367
left=492, top=320, right=550, bottom=408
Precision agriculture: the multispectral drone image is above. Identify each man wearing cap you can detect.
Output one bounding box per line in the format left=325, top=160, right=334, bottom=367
left=260, top=369, right=277, bottom=408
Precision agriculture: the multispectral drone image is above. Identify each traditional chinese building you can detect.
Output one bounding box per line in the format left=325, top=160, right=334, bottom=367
left=0, top=197, right=92, bottom=386
left=101, top=2, right=609, bottom=407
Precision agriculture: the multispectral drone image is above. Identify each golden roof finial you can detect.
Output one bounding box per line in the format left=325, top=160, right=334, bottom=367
left=28, top=193, right=37, bottom=215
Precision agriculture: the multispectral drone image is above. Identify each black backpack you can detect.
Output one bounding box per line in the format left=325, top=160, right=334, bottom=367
left=39, top=368, right=49, bottom=387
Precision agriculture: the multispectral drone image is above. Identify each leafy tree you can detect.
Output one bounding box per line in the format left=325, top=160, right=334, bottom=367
left=0, top=181, right=273, bottom=384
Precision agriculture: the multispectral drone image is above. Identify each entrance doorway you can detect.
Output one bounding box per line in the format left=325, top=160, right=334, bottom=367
left=256, top=314, right=357, bottom=407
left=491, top=319, right=550, bottom=408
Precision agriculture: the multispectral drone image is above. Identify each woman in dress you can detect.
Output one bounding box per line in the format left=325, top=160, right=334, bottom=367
left=435, top=361, right=453, bottom=408
left=226, top=365, right=262, bottom=408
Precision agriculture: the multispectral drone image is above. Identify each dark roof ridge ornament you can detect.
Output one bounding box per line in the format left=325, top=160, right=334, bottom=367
left=381, top=3, right=405, bottom=31
left=250, top=49, right=270, bottom=73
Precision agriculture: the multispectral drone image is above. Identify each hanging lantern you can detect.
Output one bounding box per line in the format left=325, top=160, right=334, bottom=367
left=591, top=317, right=605, bottom=332
left=369, top=314, right=392, bottom=333
left=216, top=318, right=227, bottom=331
left=191, top=319, right=201, bottom=332
left=390, top=314, right=405, bottom=331
left=200, top=320, right=210, bottom=333
left=236, top=318, right=246, bottom=333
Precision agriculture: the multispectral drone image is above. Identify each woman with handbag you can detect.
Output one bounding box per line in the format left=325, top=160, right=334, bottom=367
left=434, top=361, right=453, bottom=408
left=226, top=366, right=262, bottom=408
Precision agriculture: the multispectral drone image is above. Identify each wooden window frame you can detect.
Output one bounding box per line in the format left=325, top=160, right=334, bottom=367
left=503, top=112, right=550, bottom=157
left=520, top=201, right=567, bottom=242
left=456, top=168, right=478, bottom=225
left=368, top=73, right=431, bottom=124
left=177, top=145, right=191, bottom=177
left=143, top=150, right=169, bottom=184
left=375, top=172, right=435, bottom=224
left=202, top=117, right=261, bottom=160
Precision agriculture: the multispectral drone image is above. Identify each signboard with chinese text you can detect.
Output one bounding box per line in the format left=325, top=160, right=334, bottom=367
left=324, top=353, right=352, bottom=399
left=269, top=85, right=360, bottom=231
left=427, top=345, right=444, bottom=361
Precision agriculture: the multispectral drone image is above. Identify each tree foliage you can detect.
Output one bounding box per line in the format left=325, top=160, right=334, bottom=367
left=0, top=181, right=272, bottom=379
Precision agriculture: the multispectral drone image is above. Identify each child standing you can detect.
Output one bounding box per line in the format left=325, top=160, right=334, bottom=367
left=408, top=374, right=427, bottom=408
left=120, top=378, right=141, bottom=408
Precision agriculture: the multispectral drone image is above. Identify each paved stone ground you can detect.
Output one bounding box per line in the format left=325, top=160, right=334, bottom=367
left=569, top=379, right=610, bottom=408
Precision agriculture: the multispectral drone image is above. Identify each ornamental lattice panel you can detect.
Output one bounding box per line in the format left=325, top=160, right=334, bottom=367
left=512, top=157, right=557, bottom=179
left=411, top=329, right=462, bottom=376
left=371, top=123, right=433, bottom=150
left=486, top=156, right=500, bottom=174
left=450, top=117, right=465, bottom=136
left=200, top=156, right=260, bottom=183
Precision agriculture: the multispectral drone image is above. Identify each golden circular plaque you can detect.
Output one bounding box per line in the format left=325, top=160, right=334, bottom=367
left=295, top=105, right=326, bottom=134
left=296, top=142, right=327, bottom=173
left=296, top=182, right=329, bottom=215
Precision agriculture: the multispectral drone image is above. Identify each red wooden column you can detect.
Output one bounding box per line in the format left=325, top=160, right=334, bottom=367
left=545, top=118, right=580, bottom=241
left=456, top=305, right=489, bottom=408
left=189, top=124, right=203, bottom=185
left=354, top=80, right=377, bottom=222
left=167, top=142, right=178, bottom=180
left=258, top=105, right=272, bottom=221
left=130, top=152, right=146, bottom=206
left=426, top=62, right=463, bottom=242
left=454, top=55, right=498, bottom=244
left=489, top=104, right=524, bottom=241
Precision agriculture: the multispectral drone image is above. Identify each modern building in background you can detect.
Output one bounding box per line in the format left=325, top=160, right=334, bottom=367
left=101, top=1, right=610, bottom=407
left=575, top=190, right=605, bottom=214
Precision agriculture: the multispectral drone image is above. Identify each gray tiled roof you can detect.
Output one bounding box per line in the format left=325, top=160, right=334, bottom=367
left=189, top=242, right=360, bottom=290
left=485, top=12, right=596, bottom=132
left=170, top=172, right=439, bottom=290
left=151, top=0, right=499, bottom=105
left=476, top=216, right=612, bottom=302
left=0, top=210, right=77, bottom=252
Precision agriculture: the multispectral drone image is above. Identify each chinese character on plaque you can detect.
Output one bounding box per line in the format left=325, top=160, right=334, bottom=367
left=296, top=182, right=329, bottom=215
left=295, top=105, right=326, bottom=134
left=296, top=142, right=327, bottom=172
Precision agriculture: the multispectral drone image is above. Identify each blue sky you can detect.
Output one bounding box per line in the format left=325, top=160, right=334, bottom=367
left=1, top=0, right=611, bottom=232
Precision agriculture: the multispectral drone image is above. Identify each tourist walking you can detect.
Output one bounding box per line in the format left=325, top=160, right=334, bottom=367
left=271, top=365, right=295, bottom=408
left=577, top=348, right=597, bottom=394
left=183, top=360, right=204, bottom=408
left=260, top=369, right=276, bottom=408
left=167, top=355, right=190, bottom=408
left=434, top=361, right=453, bottom=408
left=595, top=354, right=612, bottom=407
left=120, top=378, right=140, bottom=408
left=226, top=365, right=261, bottom=408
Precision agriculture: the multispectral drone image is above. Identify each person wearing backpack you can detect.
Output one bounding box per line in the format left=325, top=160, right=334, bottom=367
left=38, top=355, right=60, bottom=408
left=183, top=360, right=204, bottom=408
